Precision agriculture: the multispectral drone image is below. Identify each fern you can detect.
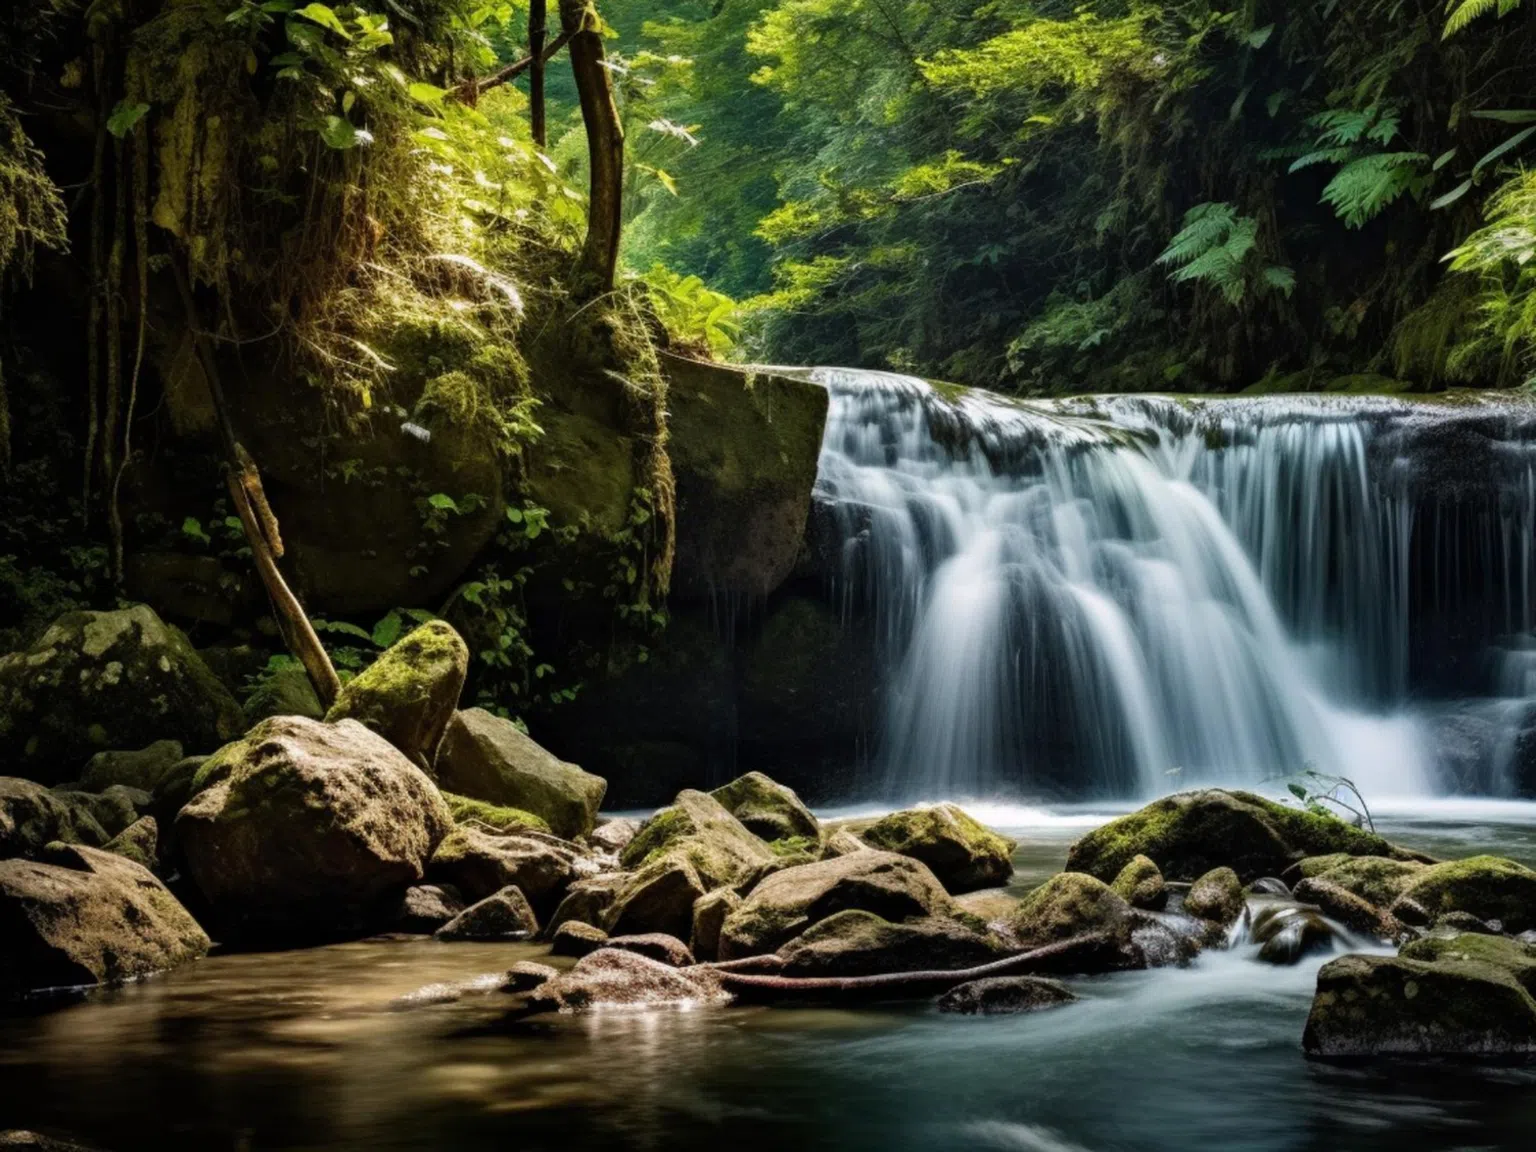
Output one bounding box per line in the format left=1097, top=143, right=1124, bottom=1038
left=1445, top=0, right=1524, bottom=38
left=1319, top=152, right=1430, bottom=227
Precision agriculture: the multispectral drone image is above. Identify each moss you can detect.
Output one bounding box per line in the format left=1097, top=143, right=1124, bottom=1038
left=324, top=620, right=468, bottom=768
left=1400, top=933, right=1536, bottom=995
left=1110, top=854, right=1166, bottom=910
left=619, top=806, right=692, bottom=871
left=1395, top=855, right=1536, bottom=933
left=442, top=792, right=550, bottom=835
left=1008, top=872, right=1129, bottom=946
left=860, top=803, right=1015, bottom=893
left=616, top=790, right=774, bottom=891
left=709, top=771, right=818, bottom=842
left=1302, top=855, right=1426, bottom=908
left=769, top=835, right=819, bottom=857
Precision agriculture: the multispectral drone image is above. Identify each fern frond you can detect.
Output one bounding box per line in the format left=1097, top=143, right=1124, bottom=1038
left=1444, top=0, right=1509, bottom=38
left=1155, top=202, right=1239, bottom=267
left=1319, top=152, right=1429, bottom=227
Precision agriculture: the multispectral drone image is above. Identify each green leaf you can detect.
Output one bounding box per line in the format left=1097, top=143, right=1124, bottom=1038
left=371, top=609, right=404, bottom=649
left=1429, top=178, right=1474, bottom=210
left=428, top=493, right=460, bottom=512
left=1245, top=24, right=1274, bottom=48
left=314, top=619, right=373, bottom=641
left=180, top=516, right=210, bottom=545
left=293, top=3, right=351, bottom=38
left=505, top=506, right=523, bottom=523
left=319, top=115, right=362, bottom=150
left=1474, top=125, right=1536, bottom=173
left=1287, top=782, right=1308, bottom=801
left=106, top=102, right=150, bottom=138
left=407, top=82, right=448, bottom=106
left=1470, top=109, right=1536, bottom=124
left=1433, top=149, right=1458, bottom=171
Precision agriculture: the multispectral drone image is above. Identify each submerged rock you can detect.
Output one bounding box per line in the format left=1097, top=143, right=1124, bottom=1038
left=605, top=933, right=696, bottom=968
left=0, top=844, right=209, bottom=999
left=0, top=778, right=107, bottom=859
left=177, top=716, right=453, bottom=942
left=619, top=789, right=775, bottom=892
left=81, top=740, right=185, bottom=793
left=717, top=849, right=955, bottom=960
left=436, top=708, right=606, bottom=839
left=525, top=947, right=729, bottom=1014
left=1065, top=789, right=1421, bottom=884
left=1008, top=873, right=1131, bottom=949
left=937, top=976, right=1079, bottom=1016
left=1185, top=867, right=1245, bottom=929
left=1111, top=855, right=1168, bottom=911
left=426, top=825, right=586, bottom=910
left=325, top=621, right=468, bottom=770
left=778, top=910, right=1007, bottom=977
left=550, top=920, right=609, bottom=958
left=1251, top=904, right=1338, bottom=965
left=0, top=605, right=242, bottom=779
left=709, top=771, right=818, bottom=843
left=435, top=886, right=538, bottom=941
left=1389, top=855, right=1536, bottom=934
left=859, top=803, right=1015, bottom=894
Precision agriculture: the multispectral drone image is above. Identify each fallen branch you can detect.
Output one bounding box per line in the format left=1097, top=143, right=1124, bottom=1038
left=458, top=31, right=572, bottom=100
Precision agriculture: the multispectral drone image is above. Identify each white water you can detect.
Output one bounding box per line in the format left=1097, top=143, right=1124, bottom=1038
left=811, top=369, right=1536, bottom=802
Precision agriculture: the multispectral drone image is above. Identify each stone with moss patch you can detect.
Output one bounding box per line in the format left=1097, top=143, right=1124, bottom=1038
left=709, top=771, right=818, bottom=842
left=1111, top=854, right=1167, bottom=910
left=619, top=789, right=774, bottom=892
left=1008, top=872, right=1132, bottom=949
left=442, top=791, right=550, bottom=835
left=859, top=804, right=1015, bottom=894
left=0, top=777, right=108, bottom=859
left=1390, top=855, right=1536, bottom=933
left=778, top=909, right=1008, bottom=977
left=1185, top=867, right=1244, bottom=927
left=325, top=621, right=468, bottom=770
left=102, top=816, right=158, bottom=872
left=1291, top=854, right=1426, bottom=908
left=1400, top=932, right=1536, bottom=993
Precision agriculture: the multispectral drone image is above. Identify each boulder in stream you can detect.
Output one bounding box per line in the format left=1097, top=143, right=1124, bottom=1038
left=859, top=803, right=1015, bottom=894
left=1389, top=855, right=1536, bottom=934
left=390, top=884, right=466, bottom=934
left=435, top=886, right=538, bottom=940
left=709, top=771, right=819, bottom=843
left=1111, top=854, right=1168, bottom=911
left=937, top=976, right=1079, bottom=1016
left=607, top=856, right=707, bottom=940
left=550, top=920, right=609, bottom=958
left=1288, top=854, right=1426, bottom=907
left=619, top=789, right=775, bottom=892
left=605, top=933, right=696, bottom=968
left=426, top=825, right=590, bottom=911
left=1008, top=873, right=1132, bottom=950
left=325, top=621, right=468, bottom=770
left=778, top=909, right=1008, bottom=977
left=1185, top=867, right=1245, bottom=928
left=525, top=947, right=729, bottom=1014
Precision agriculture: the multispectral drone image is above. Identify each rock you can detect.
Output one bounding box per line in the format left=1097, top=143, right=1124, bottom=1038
left=502, top=961, right=559, bottom=994
left=1251, top=905, right=1338, bottom=965
left=1390, top=855, right=1536, bottom=934
left=1303, top=953, right=1536, bottom=1058
left=937, top=976, right=1079, bottom=1016
left=608, top=857, right=706, bottom=940
left=548, top=873, right=627, bottom=933
left=241, top=661, right=325, bottom=725
left=435, top=708, right=606, bottom=838
left=102, top=816, right=158, bottom=871
left=56, top=785, right=147, bottom=838
left=822, top=827, right=870, bottom=857
left=443, top=792, right=550, bottom=834
left=0, top=844, right=209, bottom=1000
left=718, top=849, right=955, bottom=960
left=390, top=884, right=466, bottom=934
left=0, top=778, right=107, bottom=858
left=0, top=1131, right=102, bottom=1151
left=1065, top=789, right=1422, bottom=884
left=1434, top=911, right=1502, bottom=935
left=81, top=740, right=184, bottom=793
left=435, top=886, right=538, bottom=940
left=1293, top=877, right=1399, bottom=939
left=526, top=946, right=730, bottom=1014
left=0, top=604, right=243, bottom=778
left=1185, top=867, right=1245, bottom=928
left=1289, top=854, right=1426, bottom=907
left=177, top=716, right=454, bottom=942
left=690, top=887, right=741, bottom=961
left=859, top=804, right=1015, bottom=894
left=426, top=825, right=586, bottom=911
left=325, top=621, right=468, bottom=770
left=778, top=910, right=1008, bottom=977
left=605, top=933, right=696, bottom=967
left=1111, top=854, right=1167, bottom=911
left=709, top=771, right=818, bottom=843
left=1249, top=877, right=1291, bottom=897
left=149, top=755, right=206, bottom=827
left=1008, top=873, right=1132, bottom=949
left=588, top=817, right=640, bottom=856
left=619, top=789, right=775, bottom=891
left=1400, top=932, right=1536, bottom=993
left=550, top=920, right=609, bottom=958
left=955, top=889, right=1023, bottom=925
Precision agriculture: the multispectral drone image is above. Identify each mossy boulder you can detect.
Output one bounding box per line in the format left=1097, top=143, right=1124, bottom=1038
left=709, top=771, right=818, bottom=843
left=0, top=778, right=108, bottom=859
left=425, top=825, right=585, bottom=912
left=0, top=605, right=243, bottom=780
left=176, top=716, right=454, bottom=942
left=0, top=843, right=209, bottom=1000
left=1400, top=932, right=1536, bottom=994
left=1111, top=855, right=1167, bottom=911
left=607, top=857, right=707, bottom=940
left=1008, top=873, right=1132, bottom=949
left=717, top=849, right=954, bottom=960
left=778, top=909, right=1008, bottom=977
left=859, top=804, right=1015, bottom=894
left=241, top=663, right=324, bottom=726
left=1065, top=790, right=1420, bottom=884
left=1291, top=854, right=1426, bottom=908
left=1303, top=953, right=1536, bottom=1058
left=435, top=886, right=538, bottom=941
left=619, top=789, right=775, bottom=891
left=442, top=791, right=550, bottom=835
left=102, top=816, right=158, bottom=872
left=937, top=976, right=1079, bottom=1016
left=54, top=785, right=148, bottom=838
left=81, top=740, right=185, bottom=793
left=436, top=708, right=605, bottom=838
left=324, top=621, right=468, bottom=770
left=1292, top=877, right=1399, bottom=939
left=1390, top=856, right=1536, bottom=933
left=525, top=947, right=729, bottom=1014
left=1185, top=867, right=1245, bottom=927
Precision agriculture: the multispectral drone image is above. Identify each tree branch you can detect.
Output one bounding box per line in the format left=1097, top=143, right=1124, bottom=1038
left=459, top=31, right=572, bottom=100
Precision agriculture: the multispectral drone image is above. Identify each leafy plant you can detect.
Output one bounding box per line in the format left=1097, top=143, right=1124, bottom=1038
left=1283, top=767, right=1376, bottom=833
left=1156, top=203, right=1293, bottom=305
left=638, top=263, right=739, bottom=355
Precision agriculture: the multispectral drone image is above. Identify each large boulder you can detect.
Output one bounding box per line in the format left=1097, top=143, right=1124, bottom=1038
left=325, top=621, right=468, bottom=770
left=607, top=857, right=706, bottom=940
left=1389, top=855, right=1536, bottom=933
left=619, top=790, right=775, bottom=891
left=1303, top=952, right=1536, bottom=1059
left=1008, top=873, right=1132, bottom=949
left=859, top=804, right=1015, bottom=894
left=436, top=708, right=605, bottom=839
left=717, top=850, right=954, bottom=960
left=1065, top=790, right=1421, bottom=884
left=1289, top=854, right=1426, bottom=908
left=709, top=772, right=818, bottom=843
left=777, top=909, right=1008, bottom=977
left=0, top=778, right=108, bottom=858
left=0, top=843, right=209, bottom=1000
left=0, top=605, right=243, bottom=779
left=435, top=886, right=538, bottom=941
left=81, top=740, right=185, bottom=793
left=525, top=947, right=729, bottom=1014
left=176, top=716, right=454, bottom=942
left=426, top=825, right=587, bottom=911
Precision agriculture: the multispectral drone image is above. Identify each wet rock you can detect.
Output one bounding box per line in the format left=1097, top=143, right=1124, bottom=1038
left=605, top=933, right=696, bottom=968
left=1252, top=905, right=1338, bottom=965
left=1248, top=877, right=1291, bottom=898
left=436, top=708, right=606, bottom=839
left=619, top=789, right=775, bottom=892
left=81, top=740, right=184, bottom=793
left=709, top=771, right=819, bottom=843
left=325, top=621, right=468, bottom=770
left=547, top=873, right=627, bottom=934
left=0, top=1131, right=103, bottom=1150
left=1289, top=854, right=1426, bottom=907
left=1399, top=932, right=1536, bottom=993
left=1008, top=873, right=1132, bottom=949
left=435, top=886, right=538, bottom=940
left=859, top=803, right=1015, bottom=894
left=502, top=961, right=559, bottom=994
left=0, top=778, right=107, bottom=858
left=1185, top=867, right=1245, bottom=928
left=1065, top=789, right=1423, bottom=884
left=550, top=920, right=609, bottom=958
left=1111, top=854, right=1168, bottom=911
left=822, top=827, right=870, bottom=857
left=778, top=910, right=1008, bottom=977
left=1433, top=911, right=1502, bottom=935
left=0, top=844, right=209, bottom=1000
left=177, top=716, right=453, bottom=943
left=690, top=887, right=741, bottom=961
left=588, top=817, right=640, bottom=856
left=442, top=792, right=550, bottom=834
left=390, top=884, right=466, bottom=934
left=1293, top=877, right=1399, bottom=940
left=717, top=849, right=955, bottom=960
left=102, top=816, right=158, bottom=871
left=56, top=785, right=147, bottom=838
left=0, top=604, right=243, bottom=779
left=1390, top=855, right=1536, bottom=934
left=525, top=946, right=730, bottom=1014
left=937, top=976, right=1079, bottom=1016
left=426, top=825, right=586, bottom=911
left=608, top=857, right=706, bottom=940
left=241, top=662, right=325, bottom=725
left=1303, top=953, right=1536, bottom=1058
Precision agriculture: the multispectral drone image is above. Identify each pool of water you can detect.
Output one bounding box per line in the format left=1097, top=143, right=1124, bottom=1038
left=5, top=799, right=1536, bottom=1151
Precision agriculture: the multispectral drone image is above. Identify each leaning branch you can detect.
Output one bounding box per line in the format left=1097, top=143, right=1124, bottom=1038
left=457, top=31, right=572, bottom=100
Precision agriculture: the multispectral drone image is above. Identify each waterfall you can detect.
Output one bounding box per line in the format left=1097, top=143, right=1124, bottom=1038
left=812, top=370, right=1536, bottom=802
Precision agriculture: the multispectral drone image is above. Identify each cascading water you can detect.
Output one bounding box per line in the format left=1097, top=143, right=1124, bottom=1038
left=811, top=368, right=1536, bottom=802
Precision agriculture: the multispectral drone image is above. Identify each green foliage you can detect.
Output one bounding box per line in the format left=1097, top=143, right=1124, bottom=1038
left=637, top=263, right=739, bottom=355
left=1283, top=767, right=1376, bottom=833
left=1157, top=203, right=1293, bottom=305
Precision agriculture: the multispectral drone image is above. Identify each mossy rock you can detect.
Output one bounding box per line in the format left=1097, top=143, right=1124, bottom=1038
left=81, top=740, right=185, bottom=793
left=778, top=909, right=1008, bottom=977
left=1292, top=854, right=1426, bottom=908
left=1400, top=933, right=1536, bottom=995
left=426, top=825, right=583, bottom=911
left=619, top=789, right=774, bottom=892
left=1391, top=855, right=1536, bottom=933
left=1008, top=872, right=1131, bottom=949
left=1185, top=867, right=1244, bottom=927
left=937, top=976, right=1079, bottom=1016
left=709, top=771, right=818, bottom=843
left=1065, top=790, right=1422, bottom=884
left=1111, top=855, right=1167, bottom=911
left=1291, top=876, right=1399, bottom=940
left=607, top=856, right=707, bottom=940
left=325, top=621, right=468, bottom=770
left=435, top=886, right=539, bottom=941
left=442, top=791, right=550, bottom=835
left=241, top=663, right=324, bottom=726
left=102, top=816, right=159, bottom=872
left=0, top=605, right=243, bottom=781
left=0, top=777, right=108, bottom=859
left=859, top=804, right=1015, bottom=894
